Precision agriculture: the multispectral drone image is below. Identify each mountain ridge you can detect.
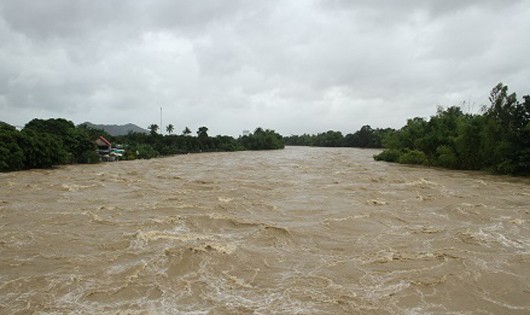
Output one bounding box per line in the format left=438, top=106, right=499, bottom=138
left=80, top=122, right=149, bottom=136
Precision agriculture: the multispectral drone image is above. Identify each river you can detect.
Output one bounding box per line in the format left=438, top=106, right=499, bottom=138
left=1, top=146, right=529, bottom=314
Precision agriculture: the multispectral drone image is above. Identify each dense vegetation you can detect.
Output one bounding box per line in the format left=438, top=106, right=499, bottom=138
left=374, top=83, right=530, bottom=175
left=0, top=119, right=284, bottom=172
left=284, top=125, right=395, bottom=148
left=114, top=126, right=284, bottom=159
left=0, top=119, right=100, bottom=171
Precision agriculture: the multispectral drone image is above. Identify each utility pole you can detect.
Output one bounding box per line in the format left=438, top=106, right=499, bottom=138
left=160, top=107, right=163, bottom=135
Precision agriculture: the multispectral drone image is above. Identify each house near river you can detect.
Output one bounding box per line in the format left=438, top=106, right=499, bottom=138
left=95, top=136, right=124, bottom=161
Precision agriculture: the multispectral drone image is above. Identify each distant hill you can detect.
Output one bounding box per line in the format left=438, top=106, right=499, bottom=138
left=80, top=122, right=149, bottom=136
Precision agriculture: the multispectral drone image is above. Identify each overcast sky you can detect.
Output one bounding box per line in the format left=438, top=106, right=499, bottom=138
left=1, top=0, right=529, bottom=136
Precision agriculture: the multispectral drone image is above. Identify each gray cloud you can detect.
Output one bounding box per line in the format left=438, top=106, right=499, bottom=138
left=1, top=0, right=529, bottom=135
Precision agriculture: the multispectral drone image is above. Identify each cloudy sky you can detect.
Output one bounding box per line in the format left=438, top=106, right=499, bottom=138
left=1, top=0, right=529, bottom=136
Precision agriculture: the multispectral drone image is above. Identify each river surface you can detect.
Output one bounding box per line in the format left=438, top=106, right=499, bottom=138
left=1, top=146, right=529, bottom=314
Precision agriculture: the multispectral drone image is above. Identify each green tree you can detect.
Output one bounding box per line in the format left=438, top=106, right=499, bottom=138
left=24, top=118, right=93, bottom=164
left=197, top=126, right=209, bottom=138
left=454, top=115, right=485, bottom=169
left=148, top=124, right=159, bottom=135
left=239, top=127, right=285, bottom=150
left=24, top=118, right=75, bottom=135
left=18, top=129, right=68, bottom=168
left=166, top=124, right=174, bottom=135
left=345, top=125, right=378, bottom=147
left=486, top=82, right=518, bottom=129
left=182, top=126, right=192, bottom=136
left=313, top=130, right=344, bottom=147
left=0, top=124, right=24, bottom=171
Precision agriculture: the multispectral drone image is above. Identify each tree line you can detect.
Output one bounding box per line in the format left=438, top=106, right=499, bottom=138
left=374, top=83, right=530, bottom=176
left=284, top=126, right=395, bottom=148
left=114, top=126, right=285, bottom=159
left=0, top=119, right=284, bottom=172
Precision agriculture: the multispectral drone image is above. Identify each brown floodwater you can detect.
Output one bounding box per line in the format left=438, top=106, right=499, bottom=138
left=1, top=146, right=529, bottom=314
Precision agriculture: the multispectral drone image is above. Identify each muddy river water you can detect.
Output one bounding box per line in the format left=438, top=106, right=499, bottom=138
left=1, top=146, right=529, bottom=314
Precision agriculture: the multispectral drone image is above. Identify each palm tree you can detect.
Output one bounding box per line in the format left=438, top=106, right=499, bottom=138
left=148, top=124, right=159, bottom=135
left=166, top=124, right=174, bottom=135
left=182, top=126, right=192, bottom=136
